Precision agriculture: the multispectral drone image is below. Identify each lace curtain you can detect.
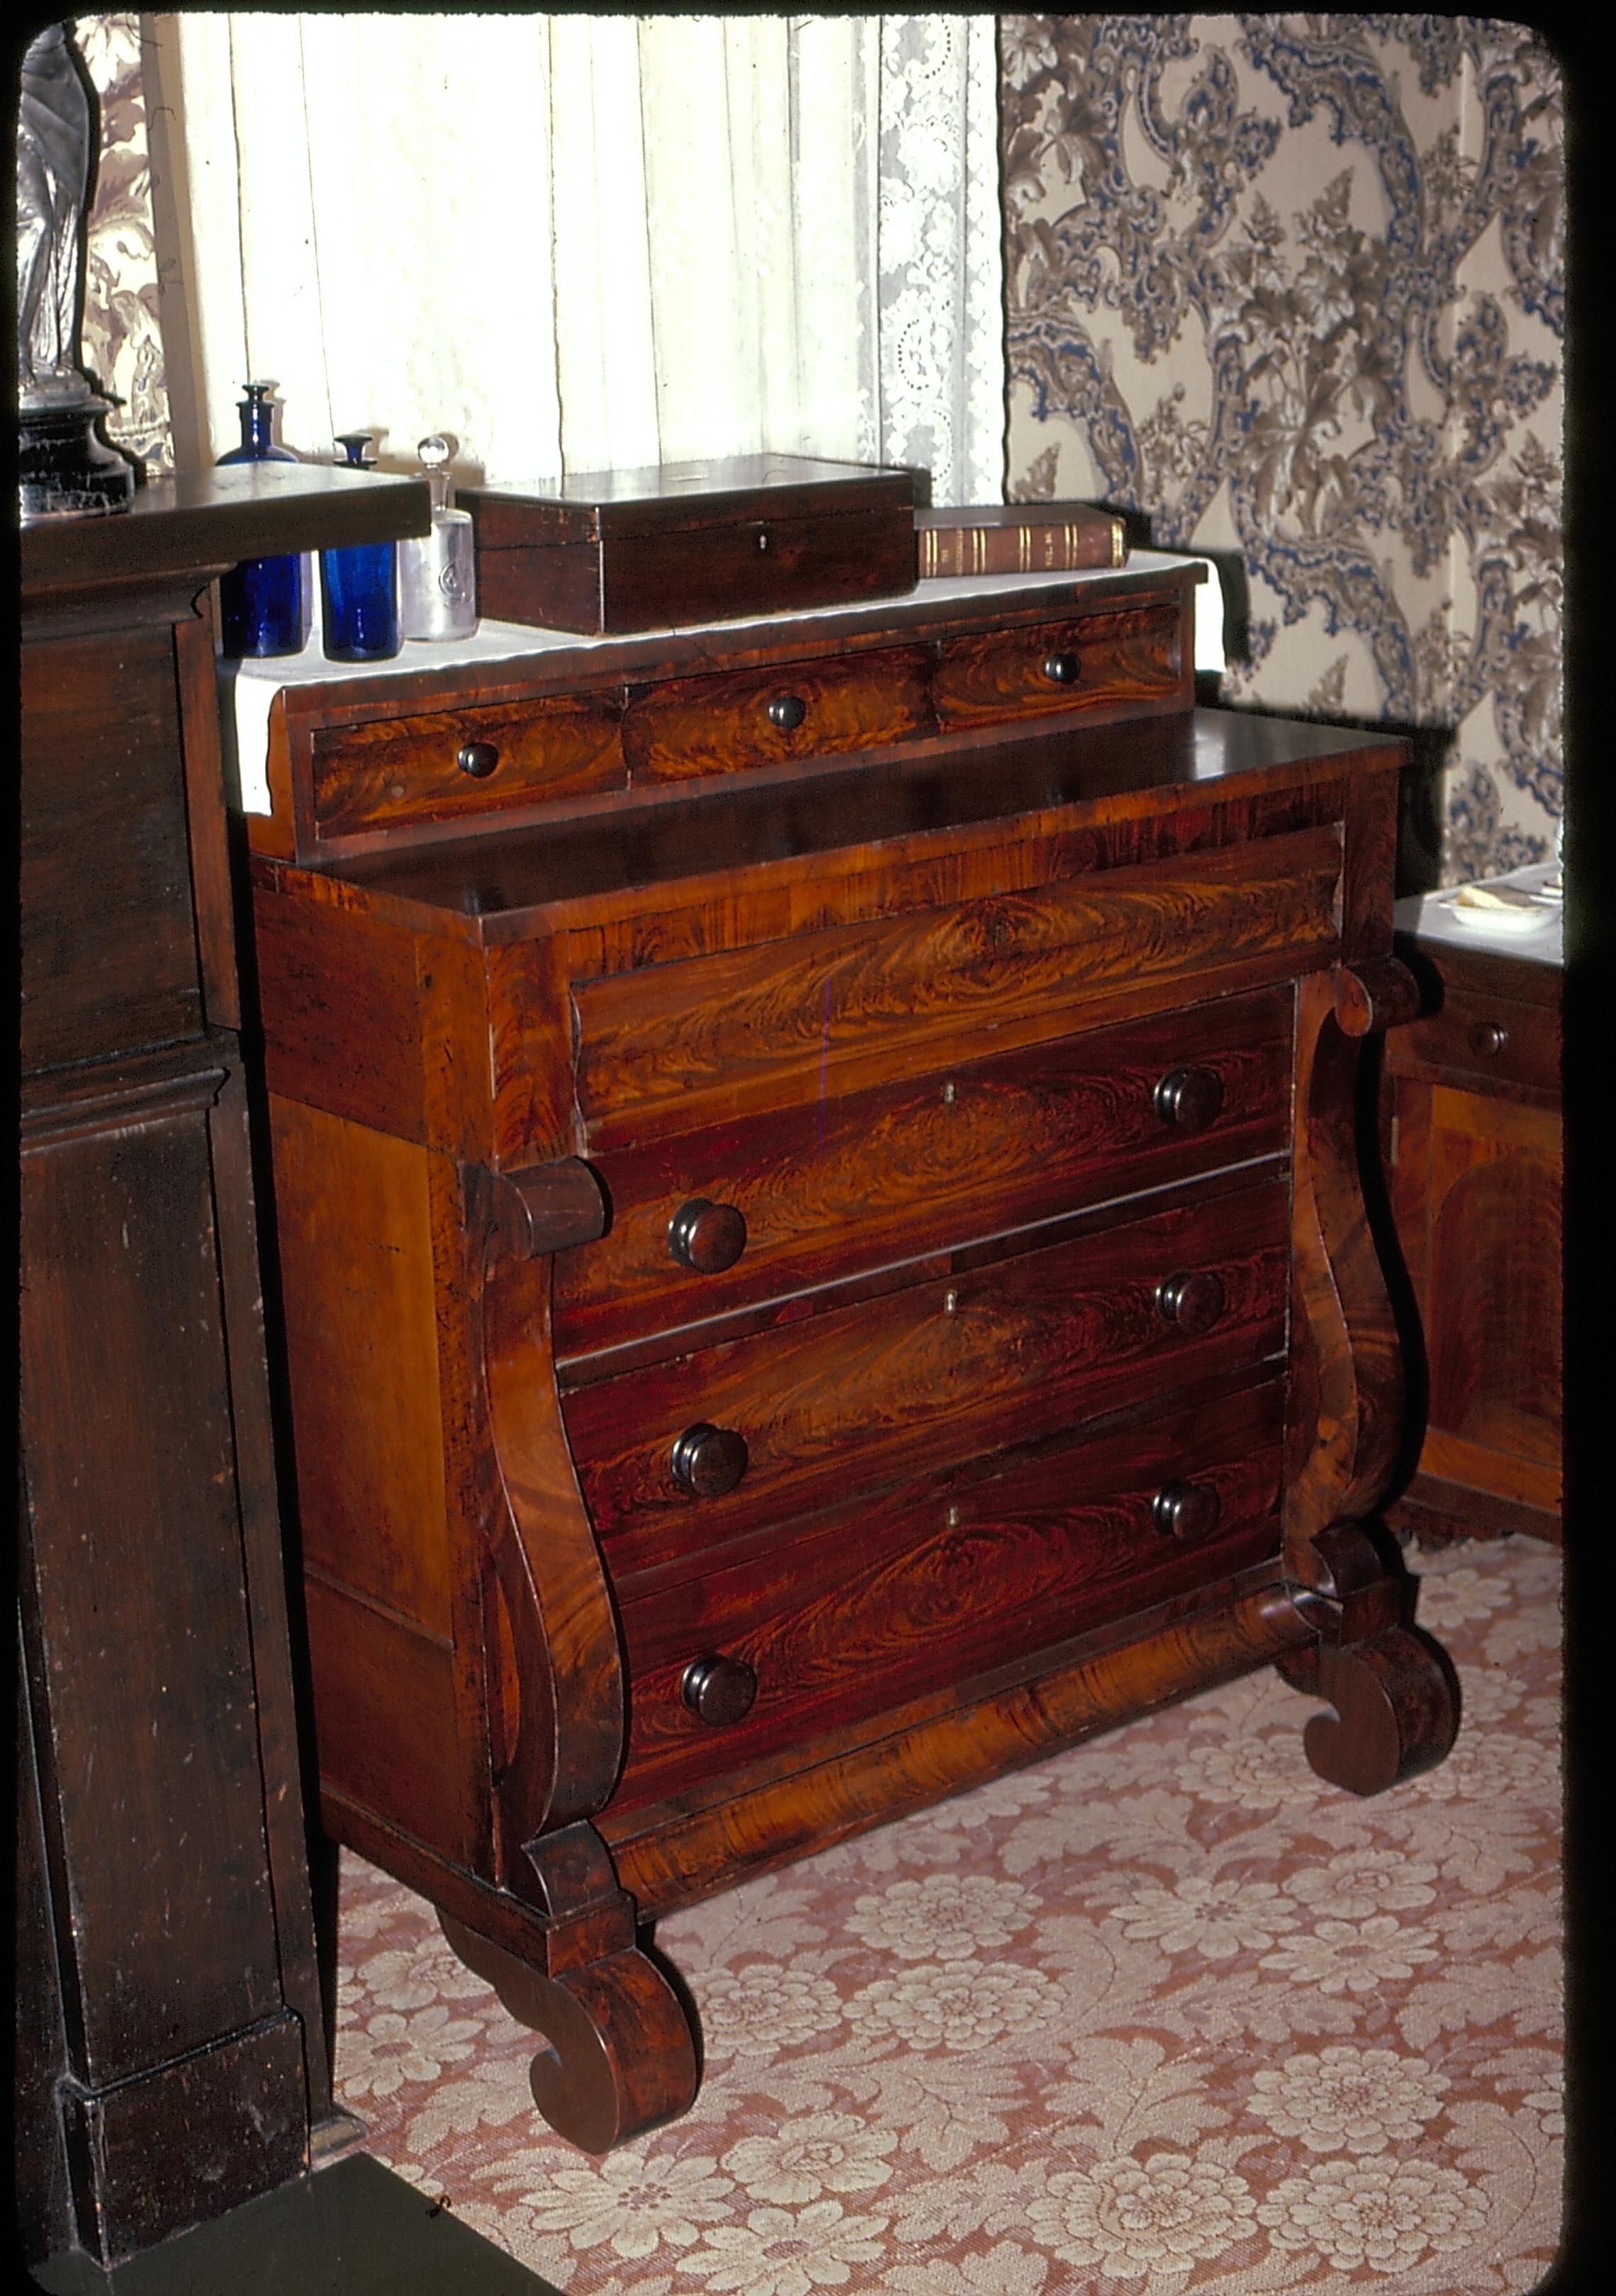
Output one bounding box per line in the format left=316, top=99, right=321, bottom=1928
left=159, top=12, right=1004, bottom=503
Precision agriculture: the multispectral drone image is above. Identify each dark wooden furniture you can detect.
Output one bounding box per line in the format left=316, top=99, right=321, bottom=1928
left=244, top=557, right=1459, bottom=2155
left=17, top=465, right=429, bottom=2275
left=459, top=454, right=924, bottom=634
left=1381, top=924, right=1562, bottom=1544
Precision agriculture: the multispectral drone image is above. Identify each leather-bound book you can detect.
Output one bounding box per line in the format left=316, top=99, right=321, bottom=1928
left=917, top=500, right=1126, bottom=578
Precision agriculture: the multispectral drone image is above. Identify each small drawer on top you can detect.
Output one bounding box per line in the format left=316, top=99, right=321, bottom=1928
left=622, top=644, right=932, bottom=785
left=1391, top=984, right=1561, bottom=1098
left=605, top=1375, right=1285, bottom=1813
left=310, top=690, right=626, bottom=839
left=561, top=1172, right=1289, bottom=1575
left=932, top=597, right=1185, bottom=731
left=552, top=985, right=1294, bottom=1361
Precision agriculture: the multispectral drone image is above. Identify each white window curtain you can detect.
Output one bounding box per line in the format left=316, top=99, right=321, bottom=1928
left=165, top=12, right=1005, bottom=503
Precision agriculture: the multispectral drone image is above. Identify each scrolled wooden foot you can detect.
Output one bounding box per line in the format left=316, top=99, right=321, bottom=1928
left=442, top=1915, right=699, bottom=2154
left=1276, top=1624, right=1460, bottom=1796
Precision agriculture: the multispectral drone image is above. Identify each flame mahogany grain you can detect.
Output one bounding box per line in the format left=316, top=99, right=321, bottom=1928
left=249, top=565, right=1459, bottom=2151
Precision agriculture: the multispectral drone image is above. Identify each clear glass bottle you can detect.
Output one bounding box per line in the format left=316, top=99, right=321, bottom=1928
left=217, top=383, right=305, bottom=658
left=398, top=434, right=478, bottom=641
left=320, top=432, right=400, bottom=662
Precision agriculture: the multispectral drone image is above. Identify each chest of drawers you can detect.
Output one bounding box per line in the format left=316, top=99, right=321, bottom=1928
left=1381, top=920, right=1562, bottom=1543
left=247, top=562, right=1459, bottom=2151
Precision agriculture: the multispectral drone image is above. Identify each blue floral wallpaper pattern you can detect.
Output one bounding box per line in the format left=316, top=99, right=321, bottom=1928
left=1000, top=15, right=1564, bottom=882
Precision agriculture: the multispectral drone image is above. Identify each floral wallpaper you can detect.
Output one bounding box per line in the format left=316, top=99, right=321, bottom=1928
left=72, top=12, right=174, bottom=473
left=1000, top=15, right=1564, bottom=884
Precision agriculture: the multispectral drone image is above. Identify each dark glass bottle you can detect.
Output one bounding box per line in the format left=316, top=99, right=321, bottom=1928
left=216, top=383, right=305, bottom=658
left=320, top=432, right=400, bottom=661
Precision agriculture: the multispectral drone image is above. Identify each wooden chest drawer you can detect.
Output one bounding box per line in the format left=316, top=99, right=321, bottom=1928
left=310, top=690, right=626, bottom=839
left=932, top=599, right=1183, bottom=730
left=570, top=824, right=1341, bottom=1144
left=1390, top=984, right=1560, bottom=1098
left=622, top=645, right=932, bottom=785
left=553, top=986, right=1294, bottom=1361
left=607, top=1375, right=1285, bottom=1811
left=562, top=1173, right=1289, bottom=1571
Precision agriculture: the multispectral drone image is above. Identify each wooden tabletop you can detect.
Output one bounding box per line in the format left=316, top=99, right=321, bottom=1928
left=21, top=462, right=432, bottom=594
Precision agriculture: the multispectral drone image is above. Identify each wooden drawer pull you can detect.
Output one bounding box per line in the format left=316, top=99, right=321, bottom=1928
left=670, top=1423, right=750, bottom=1499
left=1155, top=1269, right=1225, bottom=1336
left=1041, top=651, right=1082, bottom=686
left=681, top=1653, right=758, bottom=1726
left=457, top=739, right=500, bottom=779
left=1153, top=1064, right=1224, bottom=1132
left=667, top=1198, right=748, bottom=1273
left=766, top=694, right=807, bottom=731
left=1151, top=1480, right=1221, bottom=1541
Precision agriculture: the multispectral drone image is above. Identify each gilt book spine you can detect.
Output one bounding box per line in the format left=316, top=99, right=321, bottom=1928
left=916, top=504, right=1126, bottom=579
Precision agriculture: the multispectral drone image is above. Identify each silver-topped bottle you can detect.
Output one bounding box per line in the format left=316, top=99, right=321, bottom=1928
left=398, top=434, right=478, bottom=640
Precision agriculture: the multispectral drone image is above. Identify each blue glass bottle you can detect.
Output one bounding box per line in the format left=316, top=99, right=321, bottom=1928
left=217, top=382, right=305, bottom=658
left=321, top=432, right=400, bottom=661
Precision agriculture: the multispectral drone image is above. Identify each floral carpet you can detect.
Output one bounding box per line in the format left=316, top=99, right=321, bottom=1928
left=332, top=1535, right=1563, bottom=2293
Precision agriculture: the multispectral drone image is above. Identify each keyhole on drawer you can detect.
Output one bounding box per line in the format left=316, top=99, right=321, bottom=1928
left=946, top=1505, right=961, bottom=1529
left=941, top=1080, right=957, bottom=1105
left=756, top=529, right=770, bottom=553
left=943, top=1289, right=959, bottom=1315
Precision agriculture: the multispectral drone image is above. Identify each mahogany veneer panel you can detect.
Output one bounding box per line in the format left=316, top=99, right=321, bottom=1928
left=247, top=561, right=1454, bottom=2152
left=565, top=1174, right=1289, bottom=1555
left=551, top=985, right=1293, bottom=1358
left=1384, top=933, right=1562, bottom=1539
left=610, top=1375, right=1286, bottom=1810
left=931, top=597, right=1180, bottom=726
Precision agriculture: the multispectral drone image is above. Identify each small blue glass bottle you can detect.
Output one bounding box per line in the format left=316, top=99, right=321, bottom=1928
left=217, top=383, right=305, bottom=658
left=321, top=432, right=400, bottom=661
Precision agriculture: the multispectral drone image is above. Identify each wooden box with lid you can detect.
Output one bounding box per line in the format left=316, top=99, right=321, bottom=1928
left=243, top=554, right=1459, bottom=2152
left=457, top=454, right=925, bottom=635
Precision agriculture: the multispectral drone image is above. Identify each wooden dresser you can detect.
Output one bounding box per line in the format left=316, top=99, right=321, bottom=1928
left=18, top=466, right=427, bottom=2271
left=1381, top=893, right=1562, bottom=1545
left=244, top=558, right=1459, bottom=2152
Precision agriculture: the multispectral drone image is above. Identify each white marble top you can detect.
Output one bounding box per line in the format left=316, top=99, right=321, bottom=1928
left=1395, top=862, right=1563, bottom=967
left=221, top=551, right=1223, bottom=816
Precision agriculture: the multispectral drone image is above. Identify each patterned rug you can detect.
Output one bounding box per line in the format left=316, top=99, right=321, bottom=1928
left=332, top=1534, right=1563, bottom=2293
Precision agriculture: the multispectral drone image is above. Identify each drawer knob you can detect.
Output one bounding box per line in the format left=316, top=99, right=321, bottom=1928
left=681, top=1653, right=758, bottom=1726
left=1155, top=1269, right=1225, bottom=1336
left=668, top=1198, right=748, bottom=1273
left=457, top=739, right=500, bottom=779
left=670, top=1422, right=749, bottom=1499
left=1042, top=651, right=1082, bottom=686
left=1152, top=1480, right=1222, bottom=1541
left=1470, top=1020, right=1510, bottom=1057
left=767, top=693, right=807, bottom=732
left=1154, top=1064, right=1224, bottom=1132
